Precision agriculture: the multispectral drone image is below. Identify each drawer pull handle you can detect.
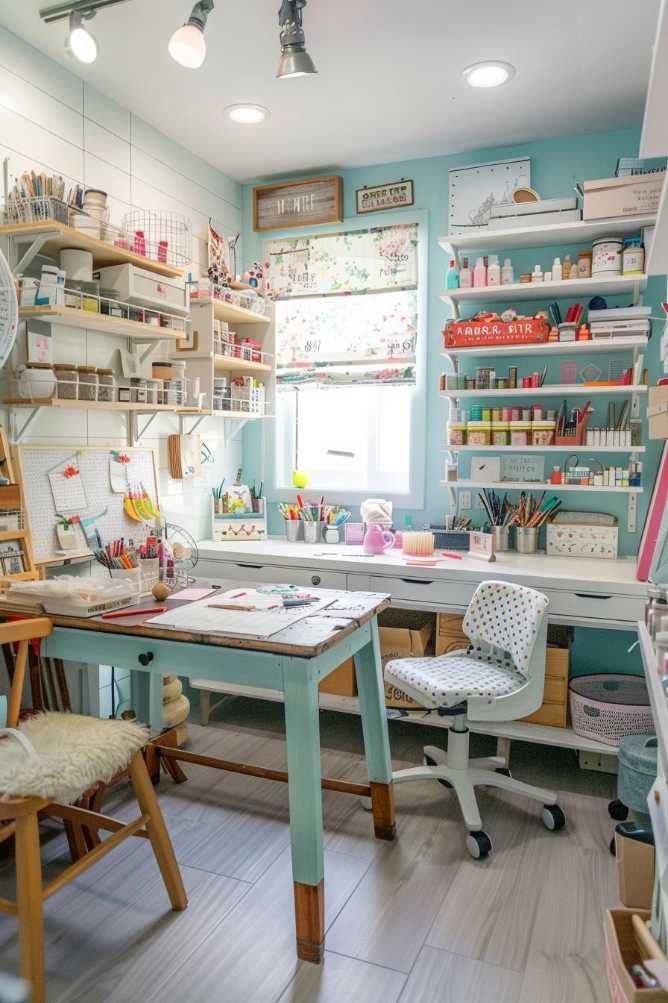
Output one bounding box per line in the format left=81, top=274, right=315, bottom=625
left=574, top=593, right=612, bottom=600
left=138, top=651, right=154, bottom=666
left=311, top=575, right=321, bottom=586
left=236, top=563, right=263, bottom=570
left=400, top=578, right=435, bottom=586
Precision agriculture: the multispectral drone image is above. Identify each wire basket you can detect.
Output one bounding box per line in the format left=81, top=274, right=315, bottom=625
left=121, top=210, right=192, bottom=269
left=2, top=195, right=71, bottom=226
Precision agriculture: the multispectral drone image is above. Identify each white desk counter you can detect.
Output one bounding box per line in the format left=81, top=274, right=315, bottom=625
left=197, top=539, right=646, bottom=631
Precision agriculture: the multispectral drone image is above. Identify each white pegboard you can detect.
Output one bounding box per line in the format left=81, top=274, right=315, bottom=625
left=16, top=446, right=160, bottom=565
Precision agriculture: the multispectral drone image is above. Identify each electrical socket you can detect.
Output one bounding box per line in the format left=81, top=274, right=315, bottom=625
left=459, top=490, right=471, bottom=509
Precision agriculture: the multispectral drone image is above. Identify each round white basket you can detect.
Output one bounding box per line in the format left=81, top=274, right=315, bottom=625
left=569, top=674, right=653, bottom=746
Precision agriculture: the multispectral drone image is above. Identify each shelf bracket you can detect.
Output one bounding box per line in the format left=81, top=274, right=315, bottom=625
left=9, top=406, right=42, bottom=443
left=627, top=493, right=638, bottom=534
left=224, top=418, right=250, bottom=447
left=131, top=411, right=161, bottom=445
left=12, top=231, right=55, bottom=275
left=179, top=414, right=208, bottom=436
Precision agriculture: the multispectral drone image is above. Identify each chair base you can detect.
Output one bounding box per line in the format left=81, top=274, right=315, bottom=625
left=391, top=724, right=564, bottom=854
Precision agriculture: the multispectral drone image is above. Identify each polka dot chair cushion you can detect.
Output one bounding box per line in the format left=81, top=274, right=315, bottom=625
left=385, top=652, right=526, bottom=709
left=463, top=580, right=548, bottom=679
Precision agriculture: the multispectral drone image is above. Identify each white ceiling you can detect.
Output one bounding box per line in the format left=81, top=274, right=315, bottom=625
left=0, top=0, right=660, bottom=182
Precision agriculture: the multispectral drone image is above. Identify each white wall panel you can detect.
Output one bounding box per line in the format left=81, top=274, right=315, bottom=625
left=0, top=104, right=84, bottom=182
left=84, top=118, right=131, bottom=174
left=0, top=27, right=82, bottom=113
left=0, top=64, right=82, bottom=148
left=83, top=85, right=131, bottom=142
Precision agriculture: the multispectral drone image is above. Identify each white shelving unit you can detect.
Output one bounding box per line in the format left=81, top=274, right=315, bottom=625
left=441, top=479, right=642, bottom=494
left=443, top=445, right=645, bottom=454
left=442, top=336, right=648, bottom=359
left=440, top=383, right=647, bottom=399
left=442, top=273, right=647, bottom=312
left=439, top=214, right=656, bottom=255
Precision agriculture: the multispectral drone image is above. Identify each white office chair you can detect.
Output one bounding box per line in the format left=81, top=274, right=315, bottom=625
left=385, top=580, right=566, bottom=859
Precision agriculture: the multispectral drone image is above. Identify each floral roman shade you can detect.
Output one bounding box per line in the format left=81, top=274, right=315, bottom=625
left=267, top=223, right=418, bottom=386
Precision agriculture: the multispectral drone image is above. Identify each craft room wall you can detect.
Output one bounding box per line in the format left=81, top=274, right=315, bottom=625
left=0, top=25, right=243, bottom=540
left=241, top=125, right=663, bottom=677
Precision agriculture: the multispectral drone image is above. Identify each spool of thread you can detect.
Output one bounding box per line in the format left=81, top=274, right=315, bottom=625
left=402, top=531, right=434, bottom=557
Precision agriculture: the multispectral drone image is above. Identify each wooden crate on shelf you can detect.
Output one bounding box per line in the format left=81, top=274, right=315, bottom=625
left=522, top=643, right=570, bottom=728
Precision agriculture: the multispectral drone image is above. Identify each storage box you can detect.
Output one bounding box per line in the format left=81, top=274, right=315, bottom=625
left=379, top=609, right=434, bottom=709
left=213, top=512, right=267, bottom=542
left=579, top=174, right=664, bottom=221
left=435, top=612, right=469, bottom=656
left=320, top=657, right=356, bottom=697
left=488, top=197, right=581, bottom=229
left=444, top=317, right=549, bottom=350
left=547, top=519, right=619, bottom=559
left=522, top=644, right=570, bottom=728
left=93, top=264, right=188, bottom=315
left=649, top=386, right=668, bottom=441
left=616, top=831, right=655, bottom=910
left=605, top=909, right=668, bottom=1002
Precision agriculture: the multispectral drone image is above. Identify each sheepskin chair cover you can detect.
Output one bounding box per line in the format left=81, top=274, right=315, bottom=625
left=0, top=712, right=149, bottom=804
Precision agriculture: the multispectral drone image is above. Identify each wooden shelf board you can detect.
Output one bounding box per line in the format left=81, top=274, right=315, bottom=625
left=439, top=215, right=656, bottom=253
left=443, top=445, right=646, bottom=454
left=442, top=336, right=648, bottom=359
left=442, top=274, right=647, bottom=305
left=214, top=354, right=272, bottom=374
left=192, top=296, right=271, bottom=325
left=0, top=220, right=184, bottom=277
left=441, top=384, right=647, bottom=399
left=442, top=479, right=642, bottom=493
left=19, top=305, right=183, bottom=341
left=5, top=398, right=178, bottom=414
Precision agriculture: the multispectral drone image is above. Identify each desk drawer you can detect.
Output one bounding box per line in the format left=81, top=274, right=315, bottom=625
left=195, top=559, right=346, bottom=591
left=543, top=588, right=642, bottom=625
left=365, top=574, right=475, bottom=610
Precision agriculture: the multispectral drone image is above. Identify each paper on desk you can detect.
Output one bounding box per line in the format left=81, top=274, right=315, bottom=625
left=146, top=590, right=330, bottom=638
left=168, top=587, right=217, bottom=601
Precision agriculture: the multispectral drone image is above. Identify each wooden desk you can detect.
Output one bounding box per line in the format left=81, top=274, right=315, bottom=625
left=33, top=586, right=395, bottom=963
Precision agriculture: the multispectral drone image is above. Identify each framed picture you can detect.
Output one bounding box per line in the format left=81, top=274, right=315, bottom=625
left=0, top=529, right=34, bottom=580
left=448, top=157, right=531, bottom=236
left=253, top=176, right=343, bottom=232
left=356, top=180, right=414, bottom=214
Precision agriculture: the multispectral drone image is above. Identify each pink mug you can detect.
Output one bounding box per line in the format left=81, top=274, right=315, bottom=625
left=363, top=524, right=395, bottom=555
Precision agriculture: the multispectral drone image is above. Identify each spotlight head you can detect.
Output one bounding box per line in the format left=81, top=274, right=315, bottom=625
left=277, top=0, right=317, bottom=78
left=169, top=0, right=214, bottom=69
left=66, top=9, right=97, bottom=64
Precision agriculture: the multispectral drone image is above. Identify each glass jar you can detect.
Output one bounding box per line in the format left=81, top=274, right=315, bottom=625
left=18, top=362, right=56, bottom=401
left=510, top=420, right=531, bottom=446
left=96, top=368, right=115, bottom=403
left=152, top=362, right=172, bottom=382
left=77, top=365, right=98, bottom=401
left=577, top=250, right=592, bottom=279
left=54, top=363, right=78, bottom=400
left=448, top=422, right=466, bottom=446
left=491, top=421, right=509, bottom=446
left=622, top=237, right=645, bottom=276
left=531, top=421, right=556, bottom=446
left=130, top=377, right=148, bottom=404
left=466, top=421, right=491, bottom=446
left=117, top=384, right=132, bottom=403
left=146, top=378, right=162, bottom=405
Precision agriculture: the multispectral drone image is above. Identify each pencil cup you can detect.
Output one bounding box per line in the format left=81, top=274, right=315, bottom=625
left=303, top=521, right=323, bottom=544
left=515, top=527, right=538, bottom=554
left=284, top=519, right=301, bottom=543
left=109, top=567, right=142, bottom=594
left=493, top=526, right=511, bottom=552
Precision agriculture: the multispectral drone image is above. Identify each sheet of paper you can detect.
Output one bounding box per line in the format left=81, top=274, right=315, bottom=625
left=168, top=587, right=217, bottom=601
left=48, top=461, right=87, bottom=512
left=146, top=591, right=331, bottom=638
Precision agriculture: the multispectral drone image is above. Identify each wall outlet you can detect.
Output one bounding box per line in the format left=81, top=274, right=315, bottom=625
left=459, top=490, right=471, bottom=509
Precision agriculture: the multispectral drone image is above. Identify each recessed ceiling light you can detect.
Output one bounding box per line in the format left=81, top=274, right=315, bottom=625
left=463, top=61, right=516, bottom=89
left=225, top=104, right=270, bottom=125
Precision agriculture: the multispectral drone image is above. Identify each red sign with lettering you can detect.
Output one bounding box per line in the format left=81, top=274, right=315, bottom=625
left=444, top=317, right=550, bottom=348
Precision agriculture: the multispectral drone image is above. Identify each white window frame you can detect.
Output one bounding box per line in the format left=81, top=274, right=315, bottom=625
left=261, top=208, right=428, bottom=509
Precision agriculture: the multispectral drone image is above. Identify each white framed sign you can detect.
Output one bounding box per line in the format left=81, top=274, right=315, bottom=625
left=501, top=455, right=545, bottom=483
left=448, top=157, right=531, bottom=236
left=356, top=180, right=414, bottom=214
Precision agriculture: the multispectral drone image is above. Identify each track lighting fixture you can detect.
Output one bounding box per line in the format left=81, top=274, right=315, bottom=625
left=169, top=1, right=215, bottom=69
left=277, top=0, right=317, bottom=79
left=67, top=9, right=97, bottom=63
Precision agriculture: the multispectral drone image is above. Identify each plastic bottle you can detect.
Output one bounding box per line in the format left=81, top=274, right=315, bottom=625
left=487, top=255, right=501, bottom=286
left=446, top=258, right=459, bottom=289
left=501, top=258, right=514, bottom=284
left=473, top=257, right=487, bottom=287
left=552, top=256, right=562, bottom=282
left=531, top=264, right=544, bottom=283
left=459, top=256, right=472, bottom=288
left=563, top=254, right=572, bottom=279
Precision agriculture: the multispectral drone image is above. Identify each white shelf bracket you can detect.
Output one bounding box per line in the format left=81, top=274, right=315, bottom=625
left=132, top=411, right=161, bottom=445
left=224, top=417, right=250, bottom=447
left=627, top=493, right=638, bottom=534
left=9, top=406, right=42, bottom=443
left=12, top=230, right=56, bottom=274
left=179, top=414, right=208, bottom=436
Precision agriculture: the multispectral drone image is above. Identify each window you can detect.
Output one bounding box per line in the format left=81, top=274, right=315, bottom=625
left=268, top=221, right=423, bottom=501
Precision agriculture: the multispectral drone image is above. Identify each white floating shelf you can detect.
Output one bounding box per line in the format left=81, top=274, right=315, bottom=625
left=442, top=336, right=648, bottom=359
left=214, top=353, right=272, bottom=375
left=440, top=384, right=647, bottom=399
left=439, top=215, right=656, bottom=254
left=443, top=445, right=646, bottom=454
left=19, top=304, right=184, bottom=341
left=442, top=274, right=647, bottom=305
left=442, top=479, right=642, bottom=493
left=193, top=296, right=271, bottom=325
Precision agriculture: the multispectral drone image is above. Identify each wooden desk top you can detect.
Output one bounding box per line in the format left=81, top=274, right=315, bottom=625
left=1, top=582, right=390, bottom=658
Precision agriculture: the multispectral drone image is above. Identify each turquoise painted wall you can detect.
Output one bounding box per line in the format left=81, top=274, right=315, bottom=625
left=240, top=126, right=664, bottom=676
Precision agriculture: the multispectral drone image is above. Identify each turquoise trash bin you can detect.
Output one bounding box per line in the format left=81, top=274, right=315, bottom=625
left=610, top=735, right=658, bottom=827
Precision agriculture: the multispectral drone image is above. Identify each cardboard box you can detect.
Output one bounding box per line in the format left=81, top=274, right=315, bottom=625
left=604, top=909, right=668, bottom=1002
left=435, top=612, right=468, bottom=656
left=616, top=831, right=655, bottom=910
left=649, top=385, right=668, bottom=441
left=320, top=657, right=356, bottom=697
left=379, top=609, right=434, bottom=708
left=522, top=644, right=570, bottom=728
left=579, top=173, right=664, bottom=220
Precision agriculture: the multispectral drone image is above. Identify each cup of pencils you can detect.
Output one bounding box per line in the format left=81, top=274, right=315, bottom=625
left=279, top=503, right=302, bottom=542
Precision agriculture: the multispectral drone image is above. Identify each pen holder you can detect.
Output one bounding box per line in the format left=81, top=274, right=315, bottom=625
left=109, top=567, right=142, bottom=595
left=302, top=521, right=323, bottom=544
left=284, top=519, right=301, bottom=543
left=493, top=526, right=511, bottom=552
left=515, top=527, right=538, bottom=554
left=140, top=557, right=160, bottom=592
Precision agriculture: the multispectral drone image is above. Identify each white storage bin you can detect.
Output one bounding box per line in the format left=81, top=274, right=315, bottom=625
left=93, top=264, right=188, bottom=315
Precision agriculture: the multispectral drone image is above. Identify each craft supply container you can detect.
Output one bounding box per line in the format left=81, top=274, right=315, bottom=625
left=285, top=519, right=301, bottom=542
left=577, top=249, right=593, bottom=278
left=493, top=526, right=511, bottom=552
left=302, top=521, right=323, bottom=544
left=531, top=421, right=555, bottom=446
left=491, top=421, right=509, bottom=446
left=466, top=421, right=491, bottom=446
left=515, top=527, right=538, bottom=554
left=448, top=422, right=466, bottom=446
left=54, top=364, right=78, bottom=400
left=510, top=420, right=530, bottom=446
left=109, top=567, right=142, bottom=595
left=96, top=368, right=115, bottom=403
left=592, top=236, right=623, bottom=276
left=77, top=366, right=98, bottom=401
left=140, top=558, right=160, bottom=592
left=17, top=362, right=56, bottom=401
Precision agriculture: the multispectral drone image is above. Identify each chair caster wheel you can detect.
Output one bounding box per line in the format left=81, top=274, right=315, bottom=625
left=424, top=753, right=452, bottom=788
left=360, top=797, right=373, bottom=812
left=542, top=804, right=566, bottom=831
left=466, top=831, right=492, bottom=859
left=495, top=767, right=512, bottom=778
left=608, top=799, right=628, bottom=822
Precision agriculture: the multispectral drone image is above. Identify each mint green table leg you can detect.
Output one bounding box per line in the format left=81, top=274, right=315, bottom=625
left=283, top=659, right=325, bottom=963
left=354, top=617, right=396, bottom=840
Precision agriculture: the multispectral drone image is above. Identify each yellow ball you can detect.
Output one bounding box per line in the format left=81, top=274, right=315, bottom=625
left=152, top=581, right=171, bottom=601
left=293, top=470, right=309, bottom=489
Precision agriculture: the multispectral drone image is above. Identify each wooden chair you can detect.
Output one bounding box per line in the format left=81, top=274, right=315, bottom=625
left=0, top=618, right=187, bottom=1003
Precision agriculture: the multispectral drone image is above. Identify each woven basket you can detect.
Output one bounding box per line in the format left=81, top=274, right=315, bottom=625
left=569, top=674, right=653, bottom=746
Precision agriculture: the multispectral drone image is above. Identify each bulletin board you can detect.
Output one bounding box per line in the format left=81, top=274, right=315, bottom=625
left=14, top=445, right=160, bottom=566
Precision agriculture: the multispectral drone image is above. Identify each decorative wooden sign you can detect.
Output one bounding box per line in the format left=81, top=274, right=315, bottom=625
left=444, top=317, right=549, bottom=349
left=356, top=180, right=414, bottom=214
left=253, top=176, right=343, bottom=232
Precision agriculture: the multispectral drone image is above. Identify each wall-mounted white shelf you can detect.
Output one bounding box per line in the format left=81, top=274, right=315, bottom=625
left=442, top=479, right=642, bottom=493
left=192, top=296, right=271, bottom=325
left=442, top=274, right=647, bottom=306
left=443, top=445, right=646, bottom=454
left=439, top=215, right=656, bottom=254
left=214, top=353, right=272, bottom=375
left=19, top=304, right=185, bottom=341
left=440, top=383, right=647, bottom=399
left=442, top=336, right=648, bottom=359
